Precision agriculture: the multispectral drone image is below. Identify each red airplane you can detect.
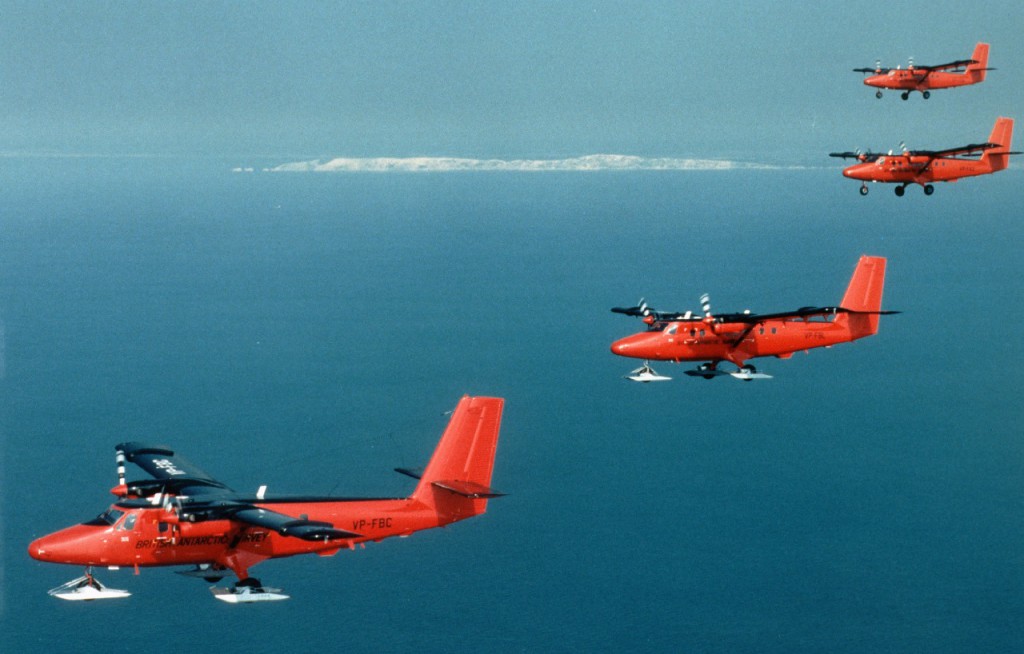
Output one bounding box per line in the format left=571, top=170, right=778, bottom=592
left=29, top=395, right=504, bottom=602
left=610, top=256, right=896, bottom=381
left=830, top=117, right=1017, bottom=196
left=855, top=42, right=992, bottom=100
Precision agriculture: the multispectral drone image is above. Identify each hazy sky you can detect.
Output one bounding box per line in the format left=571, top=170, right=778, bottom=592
left=2, top=1, right=1021, bottom=161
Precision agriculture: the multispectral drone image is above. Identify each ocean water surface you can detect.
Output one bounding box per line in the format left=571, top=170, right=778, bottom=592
left=1, top=159, right=1021, bottom=652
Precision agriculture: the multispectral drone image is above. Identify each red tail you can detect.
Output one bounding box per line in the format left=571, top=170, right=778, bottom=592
left=981, top=117, right=1014, bottom=172
left=967, top=42, right=990, bottom=82
left=837, top=255, right=887, bottom=338
left=411, top=396, right=504, bottom=524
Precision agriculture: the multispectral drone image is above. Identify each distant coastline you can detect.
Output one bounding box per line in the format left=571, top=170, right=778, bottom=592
left=257, top=154, right=795, bottom=173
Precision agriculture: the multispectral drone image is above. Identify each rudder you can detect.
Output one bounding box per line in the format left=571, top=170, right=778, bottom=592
left=838, top=255, right=887, bottom=338
left=411, top=396, right=504, bottom=523
left=981, top=117, right=1013, bottom=172
left=967, top=43, right=990, bottom=82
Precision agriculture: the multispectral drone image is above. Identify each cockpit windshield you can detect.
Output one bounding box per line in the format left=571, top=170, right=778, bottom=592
left=664, top=324, right=678, bottom=335
left=87, top=508, right=125, bottom=527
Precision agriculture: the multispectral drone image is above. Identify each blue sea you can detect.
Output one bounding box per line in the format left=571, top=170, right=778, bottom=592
left=1, top=159, right=1022, bottom=652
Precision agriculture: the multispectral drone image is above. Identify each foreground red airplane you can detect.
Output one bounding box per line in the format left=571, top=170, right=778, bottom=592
left=855, top=42, right=992, bottom=100
left=29, top=395, right=504, bottom=602
left=610, top=256, right=895, bottom=381
left=830, top=117, right=1017, bottom=196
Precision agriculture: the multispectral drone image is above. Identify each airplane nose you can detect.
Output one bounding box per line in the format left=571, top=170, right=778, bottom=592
left=29, top=535, right=55, bottom=561
left=610, top=340, right=630, bottom=355
left=28, top=524, right=106, bottom=564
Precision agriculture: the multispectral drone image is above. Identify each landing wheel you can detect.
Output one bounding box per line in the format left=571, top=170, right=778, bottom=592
left=922, top=91, right=931, bottom=99
left=697, top=363, right=716, bottom=380
left=859, top=184, right=868, bottom=196
left=900, top=92, right=910, bottom=100
left=924, top=184, right=934, bottom=195
left=740, top=365, right=757, bottom=373
left=894, top=185, right=905, bottom=197
left=235, top=577, right=262, bottom=590
left=875, top=90, right=883, bottom=99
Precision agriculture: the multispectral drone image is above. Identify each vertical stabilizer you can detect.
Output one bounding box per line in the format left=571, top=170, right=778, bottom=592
left=981, top=116, right=1014, bottom=172
left=837, top=255, right=887, bottom=338
left=967, top=42, right=990, bottom=82
left=411, top=396, right=504, bottom=523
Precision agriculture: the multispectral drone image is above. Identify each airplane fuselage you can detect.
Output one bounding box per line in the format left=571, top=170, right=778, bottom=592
left=841, top=154, right=992, bottom=186
left=863, top=68, right=980, bottom=93
left=611, top=316, right=856, bottom=369
left=30, top=497, right=443, bottom=572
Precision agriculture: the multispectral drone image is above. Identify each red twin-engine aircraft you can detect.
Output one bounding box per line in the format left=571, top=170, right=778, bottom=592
left=29, top=395, right=504, bottom=603
left=610, top=256, right=896, bottom=381
left=830, top=117, right=1017, bottom=196
left=855, top=42, right=992, bottom=100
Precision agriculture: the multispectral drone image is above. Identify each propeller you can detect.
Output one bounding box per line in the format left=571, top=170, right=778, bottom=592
left=700, top=293, right=712, bottom=318
left=111, top=446, right=128, bottom=497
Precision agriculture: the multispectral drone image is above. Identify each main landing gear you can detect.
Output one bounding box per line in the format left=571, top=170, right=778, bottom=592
left=899, top=90, right=929, bottom=100
left=894, top=184, right=934, bottom=197
left=682, top=363, right=773, bottom=381
left=210, top=577, right=290, bottom=603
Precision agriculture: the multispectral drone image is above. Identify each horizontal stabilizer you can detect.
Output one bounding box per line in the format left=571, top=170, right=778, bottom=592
left=432, top=480, right=505, bottom=499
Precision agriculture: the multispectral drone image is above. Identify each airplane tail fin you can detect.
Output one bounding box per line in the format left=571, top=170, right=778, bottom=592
left=836, top=255, right=887, bottom=339
left=981, top=116, right=1014, bottom=172
left=967, top=42, right=990, bottom=82
left=410, top=396, right=504, bottom=524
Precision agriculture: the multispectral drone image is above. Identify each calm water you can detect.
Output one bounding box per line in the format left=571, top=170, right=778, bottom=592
left=1, top=159, right=1022, bottom=652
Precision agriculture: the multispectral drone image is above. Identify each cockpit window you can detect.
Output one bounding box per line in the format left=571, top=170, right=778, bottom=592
left=85, top=508, right=125, bottom=527
left=118, top=513, right=138, bottom=531
left=664, top=324, right=677, bottom=335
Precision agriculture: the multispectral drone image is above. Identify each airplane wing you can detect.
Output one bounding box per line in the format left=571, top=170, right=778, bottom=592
left=112, top=496, right=365, bottom=541
left=909, top=142, right=998, bottom=158
left=853, top=67, right=892, bottom=74
left=611, top=302, right=696, bottom=324
left=715, top=306, right=900, bottom=324
left=916, top=58, right=976, bottom=72
left=713, top=306, right=900, bottom=347
left=228, top=506, right=362, bottom=541
left=829, top=151, right=882, bottom=162
left=117, top=442, right=233, bottom=495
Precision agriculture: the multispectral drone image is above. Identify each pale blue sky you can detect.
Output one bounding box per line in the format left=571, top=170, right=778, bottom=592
left=2, top=1, right=1021, bottom=161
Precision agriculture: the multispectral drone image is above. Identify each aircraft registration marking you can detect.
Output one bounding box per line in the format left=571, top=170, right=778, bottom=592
left=352, top=518, right=393, bottom=530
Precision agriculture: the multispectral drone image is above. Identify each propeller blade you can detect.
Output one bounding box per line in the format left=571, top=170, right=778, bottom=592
left=700, top=293, right=712, bottom=317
